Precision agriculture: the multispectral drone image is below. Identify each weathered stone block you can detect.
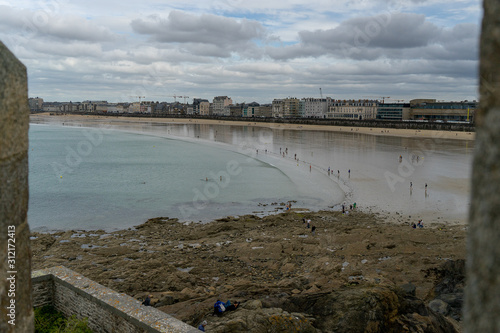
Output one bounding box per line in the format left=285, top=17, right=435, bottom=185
left=0, top=41, right=33, bottom=332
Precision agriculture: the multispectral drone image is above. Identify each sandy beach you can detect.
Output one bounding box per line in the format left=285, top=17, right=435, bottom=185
left=29, top=113, right=469, bottom=331
left=30, top=113, right=473, bottom=227
left=30, top=113, right=475, bottom=141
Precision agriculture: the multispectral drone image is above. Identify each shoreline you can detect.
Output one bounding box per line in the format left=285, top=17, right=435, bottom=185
left=29, top=113, right=471, bottom=228
left=30, top=113, right=476, bottom=141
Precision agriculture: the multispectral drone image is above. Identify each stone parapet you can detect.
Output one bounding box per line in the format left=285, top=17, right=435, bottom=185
left=32, top=266, right=198, bottom=333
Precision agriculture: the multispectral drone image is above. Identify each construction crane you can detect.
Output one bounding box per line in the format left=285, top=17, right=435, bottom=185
left=182, top=96, right=189, bottom=104
left=169, top=95, right=182, bottom=102
left=363, top=96, right=390, bottom=103
left=130, top=95, right=145, bottom=103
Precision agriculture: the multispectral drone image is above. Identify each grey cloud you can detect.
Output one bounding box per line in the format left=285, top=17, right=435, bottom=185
left=299, top=13, right=439, bottom=50
left=266, top=12, right=478, bottom=62
left=0, top=5, right=116, bottom=42
left=131, top=10, right=266, bottom=57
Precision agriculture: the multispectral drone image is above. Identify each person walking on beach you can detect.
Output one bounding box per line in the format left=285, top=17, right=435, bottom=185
left=311, top=225, right=316, bottom=236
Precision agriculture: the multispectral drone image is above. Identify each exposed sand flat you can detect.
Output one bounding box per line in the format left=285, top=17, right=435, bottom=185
left=30, top=113, right=475, bottom=141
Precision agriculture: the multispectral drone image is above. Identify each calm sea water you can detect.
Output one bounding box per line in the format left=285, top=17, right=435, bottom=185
left=28, top=124, right=341, bottom=231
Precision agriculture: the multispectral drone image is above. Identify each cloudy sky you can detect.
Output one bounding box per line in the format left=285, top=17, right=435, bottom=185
left=0, top=0, right=481, bottom=104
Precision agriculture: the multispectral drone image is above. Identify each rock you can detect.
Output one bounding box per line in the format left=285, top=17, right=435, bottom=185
left=425, top=259, right=465, bottom=321
left=30, top=210, right=467, bottom=332
left=283, top=286, right=459, bottom=333
left=400, top=283, right=416, bottom=296
left=429, top=299, right=450, bottom=316
left=207, top=306, right=317, bottom=333
left=243, top=300, right=263, bottom=310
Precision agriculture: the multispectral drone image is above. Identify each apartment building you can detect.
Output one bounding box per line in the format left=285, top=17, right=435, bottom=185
left=199, top=101, right=210, bottom=116
left=271, top=98, right=301, bottom=118
left=272, top=99, right=283, bottom=118
left=212, top=96, right=232, bottom=115
left=303, top=97, right=332, bottom=118
left=28, top=97, right=44, bottom=111
left=328, top=100, right=378, bottom=120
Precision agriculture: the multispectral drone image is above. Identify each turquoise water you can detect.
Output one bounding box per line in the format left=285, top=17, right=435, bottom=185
left=28, top=124, right=333, bottom=231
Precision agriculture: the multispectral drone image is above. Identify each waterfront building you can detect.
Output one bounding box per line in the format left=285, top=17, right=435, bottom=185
left=409, top=99, right=476, bottom=122
left=42, top=102, right=63, bottom=112
left=282, top=97, right=301, bottom=118
left=303, top=97, right=332, bottom=118
left=199, top=101, right=210, bottom=116
left=258, top=104, right=272, bottom=118
left=272, top=99, right=284, bottom=118
left=28, top=97, right=44, bottom=111
left=328, top=100, right=378, bottom=120
left=192, top=98, right=209, bottom=115
left=212, top=96, right=233, bottom=115
left=377, top=103, right=411, bottom=120
left=243, top=102, right=260, bottom=117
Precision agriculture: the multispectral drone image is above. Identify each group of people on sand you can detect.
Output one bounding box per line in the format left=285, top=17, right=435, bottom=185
left=341, top=202, right=356, bottom=215
left=327, top=167, right=350, bottom=178
left=303, top=218, right=316, bottom=235
left=411, top=220, right=424, bottom=229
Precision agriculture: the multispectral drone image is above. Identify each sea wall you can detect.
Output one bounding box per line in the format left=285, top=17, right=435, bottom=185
left=63, top=112, right=476, bottom=132
left=32, top=266, right=198, bottom=333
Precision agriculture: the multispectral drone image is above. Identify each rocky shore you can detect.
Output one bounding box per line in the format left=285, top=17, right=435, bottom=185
left=31, top=209, right=466, bottom=332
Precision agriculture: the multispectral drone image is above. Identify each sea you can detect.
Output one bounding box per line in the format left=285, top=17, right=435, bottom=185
left=28, top=120, right=474, bottom=231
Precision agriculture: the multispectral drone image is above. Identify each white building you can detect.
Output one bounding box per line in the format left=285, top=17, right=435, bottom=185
left=327, top=100, right=378, bottom=120
left=302, top=97, right=332, bottom=118
left=272, top=99, right=283, bottom=118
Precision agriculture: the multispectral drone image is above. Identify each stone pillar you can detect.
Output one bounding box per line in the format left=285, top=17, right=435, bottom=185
left=0, top=42, right=33, bottom=331
left=465, top=1, right=500, bottom=332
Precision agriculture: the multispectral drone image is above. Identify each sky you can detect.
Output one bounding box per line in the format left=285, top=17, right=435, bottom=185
left=0, top=0, right=482, bottom=104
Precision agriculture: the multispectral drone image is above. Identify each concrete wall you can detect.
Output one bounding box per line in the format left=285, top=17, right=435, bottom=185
left=32, top=266, right=199, bottom=333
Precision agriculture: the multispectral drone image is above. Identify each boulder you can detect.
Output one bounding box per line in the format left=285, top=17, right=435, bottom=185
left=283, top=286, right=459, bottom=333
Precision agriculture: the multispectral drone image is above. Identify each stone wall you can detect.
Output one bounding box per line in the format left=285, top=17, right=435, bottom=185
left=72, top=112, right=477, bottom=132
left=0, top=41, right=33, bottom=332
left=32, top=266, right=199, bottom=333
left=464, top=0, right=500, bottom=331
